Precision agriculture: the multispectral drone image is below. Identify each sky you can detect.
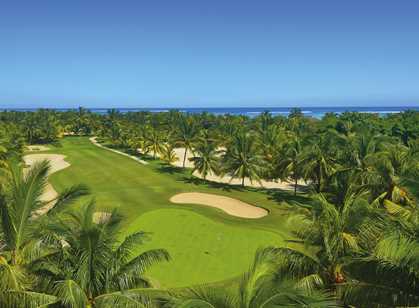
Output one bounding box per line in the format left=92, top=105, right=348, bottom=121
left=1, top=0, right=419, bottom=108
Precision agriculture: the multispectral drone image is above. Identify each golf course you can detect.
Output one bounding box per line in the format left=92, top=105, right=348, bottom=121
left=38, top=137, right=294, bottom=288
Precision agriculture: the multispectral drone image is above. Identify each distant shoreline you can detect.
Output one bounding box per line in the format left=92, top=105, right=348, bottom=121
left=1, top=106, right=418, bottom=119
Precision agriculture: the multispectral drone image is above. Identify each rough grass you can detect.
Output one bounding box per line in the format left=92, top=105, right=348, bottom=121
left=46, top=137, right=298, bottom=287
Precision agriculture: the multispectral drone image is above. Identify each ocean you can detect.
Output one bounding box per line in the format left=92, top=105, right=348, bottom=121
left=2, top=106, right=419, bottom=119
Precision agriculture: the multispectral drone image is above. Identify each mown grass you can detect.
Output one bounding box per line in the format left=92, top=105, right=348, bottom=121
left=42, top=137, right=300, bottom=288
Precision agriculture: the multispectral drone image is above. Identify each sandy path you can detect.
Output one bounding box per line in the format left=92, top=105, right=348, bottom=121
left=27, top=145, right=50, bottom=152
left=23, top=154, right=71, bottom=215
left=90, top=137, right=148, bottom=165
left=192, top=171, right=302, bottom=190
left=170, top=192, right=268, bottom=219
left=146, top=146, right=302, bottom=190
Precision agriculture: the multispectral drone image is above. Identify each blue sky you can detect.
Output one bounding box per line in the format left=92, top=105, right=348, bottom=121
left=1, top=0, right=419, bottom=108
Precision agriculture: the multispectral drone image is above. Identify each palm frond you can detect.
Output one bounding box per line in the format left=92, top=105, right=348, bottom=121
left=53, top=279, right=88, bottom=308
left=115, top=231, right=151, bottom=263
left=1, top=290, right=57, bottom=308
left=119, top=249, right=170, bottom=278
left=95, top=289, right=155, bottom=308
left=47, top=184, right=90, bottom=215
left=168, top=286, right=236, bottom=308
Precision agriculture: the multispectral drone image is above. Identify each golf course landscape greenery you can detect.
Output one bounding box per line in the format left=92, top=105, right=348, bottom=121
left=0, top=108, right=418, bottom=307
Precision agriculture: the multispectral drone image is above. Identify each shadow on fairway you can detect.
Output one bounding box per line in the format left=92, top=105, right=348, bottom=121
left=157, top=165, right=183, bottom=174
left=180, top=176, right=246, bottom=192
left=266, top=189, right=311, bottom=204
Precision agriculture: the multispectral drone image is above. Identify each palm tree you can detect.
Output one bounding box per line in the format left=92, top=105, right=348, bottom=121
left=127, top=129, right=147, bottom=155
left=342, top=133, right=381, bottom=184
left=165, top=247, right=339, bottom=307
left=145, top=127, right=164, bottom=159
left=189, top=138, right=220, bottom=180
left=343, top=232, right=419, bottom=307
left=300, top=134, right=337, bottom=193
left=363, top=143, right=415, bottom=204
left=0, top=125, right=25, bottom=164
left=176, top=116, right=198, bottom=168
left=272, top=192, right=371, bottom=292
left=342, top=200, right=419, bottom=307
left=34, top=201, right=171, bottom=307
left=222, top=131, right=264, bottom=187
left=275, top=136, right=303, bottom=195
left=161, top=144, right=179, bottom=165
left=256, top=124, right=285, bottom=181
left=0, top=159, right=89, bottom=306
left=23, top=114, right=38, bottom=144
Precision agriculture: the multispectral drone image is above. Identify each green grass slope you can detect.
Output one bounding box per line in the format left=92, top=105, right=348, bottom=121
left=44, top=137, right=295, bottom=287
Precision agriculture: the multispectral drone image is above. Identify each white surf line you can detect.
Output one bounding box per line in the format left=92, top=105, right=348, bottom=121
left=89, top=137, right=149, bottom=165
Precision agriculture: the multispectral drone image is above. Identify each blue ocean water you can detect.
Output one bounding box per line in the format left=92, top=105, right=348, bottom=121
left=2, top=106, right=419, bottom=119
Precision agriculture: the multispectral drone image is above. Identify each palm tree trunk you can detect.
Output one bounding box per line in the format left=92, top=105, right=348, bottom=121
left=11, top=250, right=17, bottom=265
left=242, top=177, right=245, bottom=187
left=316, top=164, right=322, bottom=193
left=294, top=177, right=298, bottom=196
left=183, top=147, right=187, bottom=168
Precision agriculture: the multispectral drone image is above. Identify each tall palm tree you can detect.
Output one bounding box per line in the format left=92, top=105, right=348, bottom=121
left=165, top=247, right=339, bottom=307
left=161, top=144, right=179, bottom=165
left=272, top=192, right=371, bottom=292
left=299, top=134, right=337, bottom=193
left=222, top=131, right=264, bottom=187
left=176, top=116, right=198, bottom=168
left=0, top=159, right=89, bottom=306
left=189, top=138, right=220, bottom=180
left=34, top=201, right=170, bottom=307
left=275, top=136, right=303, bottom=195
left=145, top=127, right=165, bottom=159
left=257, top=125, right=285, bottom=182
left=23, top=114, right=38, bottom=144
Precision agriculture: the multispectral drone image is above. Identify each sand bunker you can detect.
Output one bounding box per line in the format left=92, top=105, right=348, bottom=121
left=170, top=192, right=268, bottom=219
left=90, top=137, right=148, bottom=165
left=23, top=154, right=71, bottom=215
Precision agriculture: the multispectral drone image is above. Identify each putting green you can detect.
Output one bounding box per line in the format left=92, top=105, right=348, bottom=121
left=126, top=209, right=282, bottom=287
left=46, top=137, right=292, bottom=287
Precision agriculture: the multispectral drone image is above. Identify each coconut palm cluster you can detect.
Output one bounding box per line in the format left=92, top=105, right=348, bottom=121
left=0, top=108, right=418, bottom=307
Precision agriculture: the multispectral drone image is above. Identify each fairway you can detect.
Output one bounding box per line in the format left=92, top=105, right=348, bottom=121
left=46, top=137, right=291, bottom=287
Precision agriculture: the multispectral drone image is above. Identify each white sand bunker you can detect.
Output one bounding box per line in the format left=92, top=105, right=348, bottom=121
left=23, top=154, right=71, bottom=215
left=170, top=192, right=268, bottom=219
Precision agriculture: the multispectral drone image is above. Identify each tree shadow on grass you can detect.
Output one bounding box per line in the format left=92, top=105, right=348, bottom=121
left=266, top=189, right=312, bottom=205
left=179, top=176, right=246, bottom=192
left=266, top=191, right=314, bottom=217
left=157, top=165, right=183, bottom=175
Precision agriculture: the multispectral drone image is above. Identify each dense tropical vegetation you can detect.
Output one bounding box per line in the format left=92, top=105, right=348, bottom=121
left=0, top=107, right=418, bottom=307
